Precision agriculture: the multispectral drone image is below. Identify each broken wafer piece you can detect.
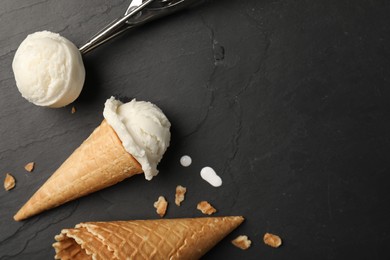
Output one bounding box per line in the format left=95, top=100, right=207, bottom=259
left=154, top=196, right=168, bottom=217
left=232, top=235, right=252, bottom=250
left=263, top=233, right=282, bottom=248
left=175, top=185, right=187, bottom=206
left=4, top=173, right=16, bottom=191
left=197, top=201, right=217, bottom=215
left=24, top=162, right=35, bottom=172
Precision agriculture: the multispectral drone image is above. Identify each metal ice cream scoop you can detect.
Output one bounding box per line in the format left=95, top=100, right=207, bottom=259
left=79, top=0, right=201, bottom=54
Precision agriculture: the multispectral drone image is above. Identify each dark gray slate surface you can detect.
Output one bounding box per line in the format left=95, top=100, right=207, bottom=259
left=1, top=0, right=390, bottom=259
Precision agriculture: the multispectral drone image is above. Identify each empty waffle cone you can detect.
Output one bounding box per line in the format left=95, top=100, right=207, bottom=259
left=53, top=216, right=244, bottom=260
left=14, top=120, right=143, bottom=221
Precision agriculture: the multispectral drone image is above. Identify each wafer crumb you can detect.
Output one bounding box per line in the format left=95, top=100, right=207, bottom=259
left=175, top=185, right=187, bottom=206
left=4, top=173, right=16, bottom=191
left=197, top=201, right=217, bottom=215
left=263, top=233, right=282, bottom=248
left=71, top=106, right=76, bottom=114
left=154, top=196, right=168, bottom=217
left=232, top=235, right=252, bottom=250
left=24, top=162, right=35, bottom=172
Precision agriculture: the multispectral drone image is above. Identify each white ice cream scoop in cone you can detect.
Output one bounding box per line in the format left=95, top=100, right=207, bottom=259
left=14, top=97, right=171, bottom=221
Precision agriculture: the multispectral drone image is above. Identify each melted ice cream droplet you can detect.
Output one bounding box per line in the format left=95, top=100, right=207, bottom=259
left=180, top=155, right=192, bottom=167
left=200, top=167, right=222, bottom=187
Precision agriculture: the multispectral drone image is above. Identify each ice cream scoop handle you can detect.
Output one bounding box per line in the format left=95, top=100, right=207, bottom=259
left=79, top=0, right=202, bottom=55
left=79, top=0, right=155, bottom=54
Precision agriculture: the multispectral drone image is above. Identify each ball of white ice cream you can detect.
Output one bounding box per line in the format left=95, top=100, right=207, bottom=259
left=103, top=97, right=171, bottom=180
left=12, top=31, right=85, bottom=108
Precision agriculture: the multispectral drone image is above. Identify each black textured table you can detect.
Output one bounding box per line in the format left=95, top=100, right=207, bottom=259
left=1, top=0, right=390, bottom=259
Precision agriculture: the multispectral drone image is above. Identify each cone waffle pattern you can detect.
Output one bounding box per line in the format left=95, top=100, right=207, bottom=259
left=14, top=120, right=143, bottom=221
left=53, top=216, right=244, bottom=260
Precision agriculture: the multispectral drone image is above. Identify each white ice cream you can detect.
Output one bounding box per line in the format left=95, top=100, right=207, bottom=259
left=200, top=167, right=222, bottom=187
left=180, top=155, right=192, bottom=167
left=103, top=97, right=171, bottom=180
left=12, top=31, right=85, bottom=108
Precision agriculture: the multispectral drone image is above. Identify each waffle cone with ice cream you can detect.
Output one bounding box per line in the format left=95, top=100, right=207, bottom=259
left=53, top=216, right=244, bottom=259
left=14, top=97, right=171, bottom=221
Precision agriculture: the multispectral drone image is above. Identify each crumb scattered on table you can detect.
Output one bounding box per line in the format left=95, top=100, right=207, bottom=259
left=175, top=185, right=187, bottom=206
left=232, top=235, right=252, bottom=250
left=263, top=233, right=282, bottom=248
left=197, top=201, right=217, bottom=215
left=4, top=173, right=16, bottom=191
left=71, top=106, right=76, bottom=114
left=24, top=162, right=35, bottom=172
left=154, top=196, right=168, bottom=217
